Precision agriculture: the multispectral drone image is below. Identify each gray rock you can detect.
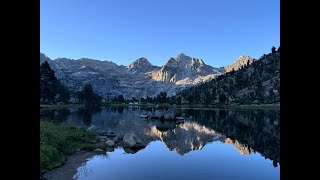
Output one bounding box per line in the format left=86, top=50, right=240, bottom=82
left=106, top=131, right=118, bottom=138
left=175, top=117, right=184, bottom=120
left=123, top=133, right=136, bottom=147
left=105, top=147, right=114, bottom=152
left=146, top=111, right=153, bottom=117
left=140, top=114, right=148, bottom=118
left=93, top=149, right=104, bottom=153
left=105, top=140, right=115, bottom=147
left=163, top=110, right=175, bottom=120
left=87, top=125, right=98, bottom=132
left=123, top=147, right=140, bottom=154
left=96, top=129, right=107, bottom=136
left=108, top=130, right=115, bottom=134
left=118, top=134, right=124, bottom=140
left=113, top=136, right=119, bottom=142
left=154, top=109, right=166, bottom=118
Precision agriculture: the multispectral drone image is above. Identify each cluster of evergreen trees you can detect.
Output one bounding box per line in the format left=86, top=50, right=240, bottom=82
left=111, top=95, right=125, bottom=103
left=40, top=61, right=70, bottom=104
left=40, top=61, right=102, bottom=109
left=76, top=84, right=102, bottom=110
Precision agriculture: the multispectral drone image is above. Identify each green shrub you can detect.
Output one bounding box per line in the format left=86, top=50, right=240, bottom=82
left=40, top=121, right=98, bottom=172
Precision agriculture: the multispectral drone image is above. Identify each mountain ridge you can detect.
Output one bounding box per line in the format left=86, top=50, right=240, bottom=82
left=40, top=52, right=254, bottom=99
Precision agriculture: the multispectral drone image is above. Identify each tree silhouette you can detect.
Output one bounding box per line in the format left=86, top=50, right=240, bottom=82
left=117, top=95, right=125, bottom=103
left=219, top=94, right=227, bottom=103
left=79, top=84, right=102, bottom=110
left=40, top=61, right=70, bottom=103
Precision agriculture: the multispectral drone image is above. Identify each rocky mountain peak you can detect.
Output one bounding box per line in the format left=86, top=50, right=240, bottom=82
left=163, top=58, right=178, bottom=68
left=128, top=57, right=151, bottom=68
left=153, top=54, right=221, bottom=84
left=224, top=55, right=254, bottom=72
left=127, top=57, right=156, bottom=74
left=176, top=53, right=192, bottom=62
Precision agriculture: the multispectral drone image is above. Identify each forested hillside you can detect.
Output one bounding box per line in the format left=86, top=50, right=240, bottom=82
left=176, top=47, right=280, bottom=105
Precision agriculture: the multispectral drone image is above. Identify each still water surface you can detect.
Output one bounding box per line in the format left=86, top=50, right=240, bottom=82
left=42, top=107, right=280, bottom=180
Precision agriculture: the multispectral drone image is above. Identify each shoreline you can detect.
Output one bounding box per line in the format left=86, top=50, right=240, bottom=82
left=41, top=103, right=280, bottom=110
left=41, top=150, right=103, bottom=180
left=40, top=127, right=147, bottom=179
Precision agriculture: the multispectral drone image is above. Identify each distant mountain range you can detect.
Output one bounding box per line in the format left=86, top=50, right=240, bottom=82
left=40, top=52, right=254, bottom=98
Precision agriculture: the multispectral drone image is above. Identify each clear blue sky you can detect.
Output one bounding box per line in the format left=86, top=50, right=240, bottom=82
left=40, top=0, right=279, bottom=67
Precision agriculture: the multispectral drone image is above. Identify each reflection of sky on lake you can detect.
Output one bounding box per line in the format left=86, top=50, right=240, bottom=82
left=76, top=140, right=279, bottom=180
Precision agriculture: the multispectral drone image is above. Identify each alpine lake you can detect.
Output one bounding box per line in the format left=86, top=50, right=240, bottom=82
left=41, top=106, right=280, bottom=180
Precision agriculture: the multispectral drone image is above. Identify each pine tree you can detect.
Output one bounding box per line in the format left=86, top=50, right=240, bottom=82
left=81, top=84, right=102, bottom=109
left=40, top=61, right=59, bottom=103
left=117, top=95, right=125, bottom=103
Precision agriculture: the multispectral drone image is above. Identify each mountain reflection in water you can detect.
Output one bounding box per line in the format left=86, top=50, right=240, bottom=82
left=41, top=106, right=280, bottom=167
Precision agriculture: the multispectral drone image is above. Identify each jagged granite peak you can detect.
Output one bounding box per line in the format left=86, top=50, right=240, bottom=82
left=224, top=55, right=254, bottom=72
left=153, top=53, right=222, bottom=83
left=127, top=57, right=158, bottom=74
left=176, top=53, right=191, bottom=61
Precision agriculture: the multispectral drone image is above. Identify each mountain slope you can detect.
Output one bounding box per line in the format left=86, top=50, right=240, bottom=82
left=40, top=53, right=226, bottom=98
left=223, top=55, right=254, bottom=73
left=177, top=50, right=280, bottom=104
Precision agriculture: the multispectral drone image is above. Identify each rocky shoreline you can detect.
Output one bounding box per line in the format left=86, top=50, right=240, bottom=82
left=41, top=125, right=147, bottom=180
left=88, top=125, right=147, bottom=153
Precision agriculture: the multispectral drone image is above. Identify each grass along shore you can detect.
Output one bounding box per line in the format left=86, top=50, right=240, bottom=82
left=40, top=120, right=104, bottom=174
left=40, top=104, right=84, bottom=110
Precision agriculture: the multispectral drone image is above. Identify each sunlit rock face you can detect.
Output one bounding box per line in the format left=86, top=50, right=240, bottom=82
left=151, top=53, right=221, bottom=84
left=223, top=56, right=254, bottom=73
left=224, top=138, right=254, bottom=155
left=127, top=57, right=159, bottom=74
